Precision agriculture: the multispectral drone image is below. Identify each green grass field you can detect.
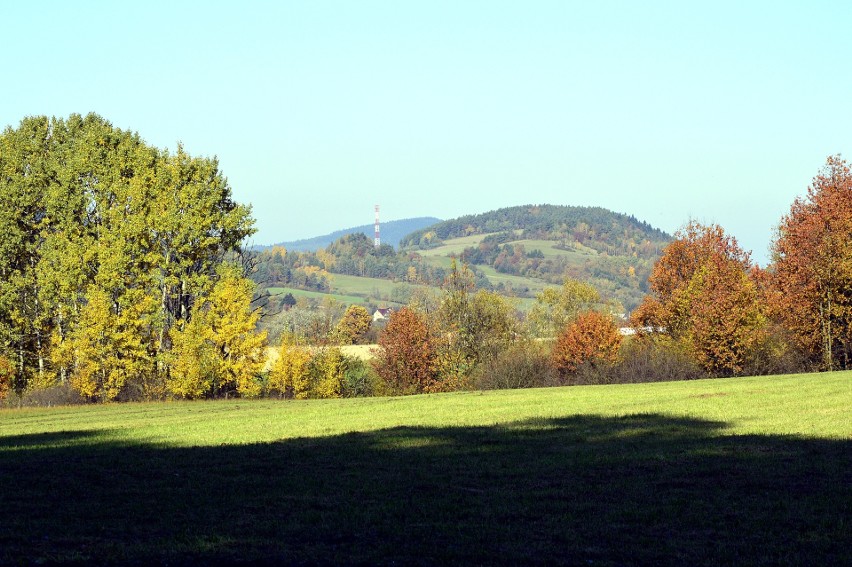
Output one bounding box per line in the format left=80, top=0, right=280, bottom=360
left=416, top=233, right=498, bottom=257
left=268, top=274, right=429, bottom=306
left=267, top=286, right=368, bottom=305
left=2, top=372, right=850, bottom=564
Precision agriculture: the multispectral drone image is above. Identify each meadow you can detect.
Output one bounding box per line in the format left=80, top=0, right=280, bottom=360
left=1, top=371, right=849, bottom=564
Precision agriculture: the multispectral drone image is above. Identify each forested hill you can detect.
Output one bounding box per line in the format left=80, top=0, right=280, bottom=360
left=401, top=205, right=669, bottom=255
left=263, top=217, right=441, bottom=252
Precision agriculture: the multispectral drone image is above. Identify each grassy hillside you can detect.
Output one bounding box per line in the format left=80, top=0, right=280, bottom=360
left=2, top=372, right=849, bottom=564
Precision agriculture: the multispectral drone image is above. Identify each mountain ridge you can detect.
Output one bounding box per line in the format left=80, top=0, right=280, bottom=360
left=257, top=217, right=442, bottom=252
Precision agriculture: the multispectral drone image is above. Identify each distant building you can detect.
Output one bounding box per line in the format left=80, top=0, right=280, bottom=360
left=373, top=308, right=393, bottom=322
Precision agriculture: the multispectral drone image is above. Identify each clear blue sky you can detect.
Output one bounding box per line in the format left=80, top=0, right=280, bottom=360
left=3, top=1, right=851, bottom=265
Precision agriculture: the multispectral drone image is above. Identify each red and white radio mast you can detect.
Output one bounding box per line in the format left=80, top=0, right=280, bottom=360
left=374, top=205, right=381, bottom=248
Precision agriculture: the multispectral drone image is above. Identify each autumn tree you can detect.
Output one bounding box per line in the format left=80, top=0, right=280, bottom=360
left=0, top=114, right=255, bottom=398
left=772, top=156, right=852, bottom=370
left=308, top=347, right=347, bottom=399
left=267, top=335, right=313, bottom=399
left=551, top=310, right=622, bottom=377
left=0, top=356, right=13, bottom=401
left=57, top=287, right=157, bottom=401
left=373, top=307, right=438, bottom=394
left=270, top=339, right=311, bottom=398
left=167, top=265, right=267, bottom=398
left=632, top=222, right=766, bottom=376
left=333, top=305, right=372, bottom=344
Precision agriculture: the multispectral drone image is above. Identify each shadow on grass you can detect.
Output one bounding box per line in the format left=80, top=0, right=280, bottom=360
left=0, top=414, right=849, bottom=565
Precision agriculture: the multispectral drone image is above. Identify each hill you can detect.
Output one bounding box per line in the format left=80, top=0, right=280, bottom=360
left=264, top=217, right=441, bottom=252
left=401, top=204, right=669, bottom=251
left=400, top=205, right=671, bottom=311
left=3, top=372, right=849, bottom=564
left=250, top=205, right=672, bottom=314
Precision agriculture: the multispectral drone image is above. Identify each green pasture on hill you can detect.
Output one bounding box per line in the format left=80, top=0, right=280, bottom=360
left=266, top=286, right=368, bottom=305
left=416, top=233, right=498, bottom=256
left=329, top=273, right=427, bottom=298
left=1, top=372, right=850, bottom=565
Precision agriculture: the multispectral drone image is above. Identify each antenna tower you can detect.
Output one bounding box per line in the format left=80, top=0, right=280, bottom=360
left=374, top=205, right=381, bottom=248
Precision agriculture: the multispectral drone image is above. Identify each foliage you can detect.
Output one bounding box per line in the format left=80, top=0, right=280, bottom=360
left=551, top=310, right=622, bottom=377
left=340, top=357, right=383, bottom=398
left=267, top=336, right=312, bottom=399
left=599, top=335, right=704, bottom=385
left=527, top=277, right=600, bottom=337
left=434, top=261, right=519, bottom=384
left=333, top=305, right=372, bottom=344
left=167, top=265, right=267, bottom=398
left=373, top=307, right=438, bottom=394
left=400, top=204, right=669, bottom=253
left=0, top=356, right=12, bottom=401
left=632, top=222, right=767, bottom=376
left=252, top=204, right=670, bottom=319
left=772, top=156, right=852, bottom=370
left=307, top=347, right=348, bottom=399
left=0, top=114, right=255, bottom=398
left=168, top=315, right=219, bottom=399
left=264, top=305, right=336, bottom=345
left=473, top=339, right=557, bottom=390
left=58, top=287, right=156, bottom=401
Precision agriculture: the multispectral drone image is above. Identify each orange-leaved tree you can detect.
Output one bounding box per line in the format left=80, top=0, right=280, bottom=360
left=551, top=310, right=622, bottom=377
left=373, top=307, right=437, bottom=394
left=631, top=221, right=765, bottom=376
left=772, top=155, right=852, bottom=370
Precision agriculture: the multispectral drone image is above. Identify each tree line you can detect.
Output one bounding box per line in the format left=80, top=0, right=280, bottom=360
left=1, top=113, right=849, bottom=403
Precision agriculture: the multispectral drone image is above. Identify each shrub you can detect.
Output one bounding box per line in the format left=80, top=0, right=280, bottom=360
left=474, top=340, right=558, bottom=390
left=3, top=382, right=87, bottom=408
left=309, top=348, right=347, bottom=399
left=552, top=311, right=622, bottom=379
left=267, top=337, right=313, bottom=399
left=607, top=336, right=704, bottom=384
left=740, top=326, right=813, bottom=377
left=341, top=358, right=384, bottom=398
left=373, top=308, right=438, bottom=395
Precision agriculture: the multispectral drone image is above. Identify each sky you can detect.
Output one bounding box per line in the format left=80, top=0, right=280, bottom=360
left=2, top=1, right=851, bottom=265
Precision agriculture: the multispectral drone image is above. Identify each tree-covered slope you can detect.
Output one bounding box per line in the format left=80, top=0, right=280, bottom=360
left=401, top=205, right=669, bottom=256
left=399, top=205, right=671, bottom=311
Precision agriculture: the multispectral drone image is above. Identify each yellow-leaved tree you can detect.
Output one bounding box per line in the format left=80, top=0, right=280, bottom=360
left=168, top=265, right=266, bottom=398
left=267, top=335, right=313, bottom=399
left=57, top=287, right=156, bottom=401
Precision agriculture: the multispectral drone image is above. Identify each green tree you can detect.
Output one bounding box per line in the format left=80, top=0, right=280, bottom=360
left=435, top=261, right=518, bottom=386
left=527, top=278, right=600, bottom=337
left=0, top=114, right=255, bottom=398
